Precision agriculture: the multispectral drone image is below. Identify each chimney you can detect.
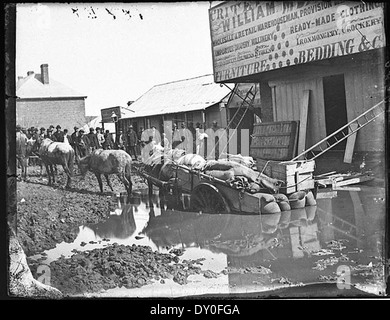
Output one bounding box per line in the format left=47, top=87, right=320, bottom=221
left=40, top=64, right=49, bottom=84
left=27, top=71, right=34, bottom=76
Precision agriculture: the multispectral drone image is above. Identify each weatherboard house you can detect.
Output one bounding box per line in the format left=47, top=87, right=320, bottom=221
left=16, top=64, right=87, bottom=130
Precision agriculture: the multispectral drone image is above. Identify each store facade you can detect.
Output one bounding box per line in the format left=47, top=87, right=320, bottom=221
left=209, top=1, right=386, bottom=155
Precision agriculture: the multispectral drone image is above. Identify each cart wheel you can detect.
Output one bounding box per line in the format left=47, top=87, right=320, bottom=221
left=190, top=183, right=231, bottom=214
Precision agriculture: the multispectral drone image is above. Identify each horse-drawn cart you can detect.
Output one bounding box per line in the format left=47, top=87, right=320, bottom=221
left=135, top=157, right=317, bottom=215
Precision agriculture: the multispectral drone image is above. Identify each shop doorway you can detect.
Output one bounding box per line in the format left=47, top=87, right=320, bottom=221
left=323, top=74, right=348, bottom=150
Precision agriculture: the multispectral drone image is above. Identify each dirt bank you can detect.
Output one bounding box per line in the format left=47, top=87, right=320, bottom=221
left=16, top=167, right=147, bottom=256
left=39, top=244, right=212, bottom=296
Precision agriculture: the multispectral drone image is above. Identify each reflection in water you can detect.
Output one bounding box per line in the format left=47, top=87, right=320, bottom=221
left=41, top=186, right=385, bottom=296
left=85, top=203, right=136, bottom=240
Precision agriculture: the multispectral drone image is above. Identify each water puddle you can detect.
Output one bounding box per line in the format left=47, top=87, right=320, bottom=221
left=29, top=186, right=387, bottom=297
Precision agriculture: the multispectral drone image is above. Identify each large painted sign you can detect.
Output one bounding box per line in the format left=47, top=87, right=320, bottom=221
left=209, top=1, right=386, bottom=82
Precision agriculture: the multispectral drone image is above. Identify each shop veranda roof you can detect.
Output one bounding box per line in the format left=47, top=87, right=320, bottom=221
left=121, top=74, right=233, bottom=119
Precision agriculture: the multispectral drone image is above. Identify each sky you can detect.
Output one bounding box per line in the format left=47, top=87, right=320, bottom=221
left=16, top=2, right=215, bottom=116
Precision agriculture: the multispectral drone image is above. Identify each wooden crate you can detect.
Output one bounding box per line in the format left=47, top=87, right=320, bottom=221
left=256, top=158, right=315, bottom=194
left=250, top=121, right=299, bottom=161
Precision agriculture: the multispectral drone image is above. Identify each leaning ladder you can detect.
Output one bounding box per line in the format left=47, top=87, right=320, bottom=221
left=290, top=99, right=386, bottom=161
left=227, top=84, right=257, bottom=129
left=210, top=84, right=258, bottom=157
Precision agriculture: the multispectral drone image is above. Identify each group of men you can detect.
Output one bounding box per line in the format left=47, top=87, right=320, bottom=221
left=117, top=125, right=139, bottom=160
left=16, top=124, right=117, bottom=163
left=16, top=120, right=220, bottom=176
left=69, top=126, right=116, bottom=161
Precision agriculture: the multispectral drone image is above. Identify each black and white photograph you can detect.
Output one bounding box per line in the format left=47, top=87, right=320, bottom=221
left=4, top=1, right=389, bottom=303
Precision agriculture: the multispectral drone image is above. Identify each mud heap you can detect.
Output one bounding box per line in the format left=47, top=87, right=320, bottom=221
left=46, top=244, right=210, bottom=295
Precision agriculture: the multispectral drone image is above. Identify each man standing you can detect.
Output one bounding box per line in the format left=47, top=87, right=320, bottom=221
left=70, top=126, right=78, bottom=146
left=179, top=122, right=193, bottom=153
left=31, top=127, right=39, bottom=141
left=86, top=127, right=99, bottom=153
left=126, top=125, right=138, bottom=160
left=172, top=123, right=181, bottom=149
left=16, top=125, right=28, bottom=180
left=76, top=129, right=87, bottom=158
left=45, top=127, right=55, bottom=140
left=53, top=125, right=64, bottom=142
left=103, top=130, right=114, bottom=149
left=26, top=127, right=33, bottom=139
left=137, top=127, right=144, bottom=155
left=39, top=127, right=46, bottom=141
left=96, top=127, right=105, bottom=149
left=117, top=130, right=125, bottom=150
left=63, top=129, right=71, bottom=145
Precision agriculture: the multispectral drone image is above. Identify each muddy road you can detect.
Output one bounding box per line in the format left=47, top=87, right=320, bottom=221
left=14, top=165, right=387, bottom=297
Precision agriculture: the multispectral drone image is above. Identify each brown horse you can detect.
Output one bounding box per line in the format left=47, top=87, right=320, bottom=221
left=38, top=138, right=75, bottom=188
left=78, top=149, right=133, bottom=195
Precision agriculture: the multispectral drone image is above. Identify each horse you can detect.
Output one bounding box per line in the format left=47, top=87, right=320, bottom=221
left=78, top=149, right=133, bottom=195
left=38, top=138, right=75, bottom=188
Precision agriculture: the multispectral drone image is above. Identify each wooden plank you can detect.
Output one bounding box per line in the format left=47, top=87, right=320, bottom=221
left=343, top=122, right=358, bottom=163
left=297, top=90, right=310, bottom=159
left=334, top=175, right=374, bottom=187
left=316, top=191, right=338, bottom=199
left=314, top=171, right=337, bottom=178
left=333, top=186, right=362, bottom=192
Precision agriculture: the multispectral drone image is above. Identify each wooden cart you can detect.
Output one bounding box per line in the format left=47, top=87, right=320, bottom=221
left=136, top=162, right=316, bottom=215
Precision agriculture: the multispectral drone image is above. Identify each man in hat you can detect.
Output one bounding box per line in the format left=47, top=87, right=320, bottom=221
left=39, top=127, right=46, bottom=140
left=53, top=125, right=64, bottom=142
left=26, top=127, right=33, bottom=139
left=102, top=129, right=114, bottom=150
left=31, top=127, right=39, bottom=141
left=126, top=125, right=138, bottom=160
left=76, top=129, right=87, bottom=158
left=86, top=127, right=99, bottom=154
left=70, top=126, right=78, bottom=150
left=63, top=128, right=71, bottom=145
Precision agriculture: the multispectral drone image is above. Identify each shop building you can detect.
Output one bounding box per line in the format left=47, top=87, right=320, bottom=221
left=118, top=74, right=233, bottom=138
left=209, top=1, right=386, bottom=168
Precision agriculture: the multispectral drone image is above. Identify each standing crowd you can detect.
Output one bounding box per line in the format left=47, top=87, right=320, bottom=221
left=16, top=119, right=217, bottom=179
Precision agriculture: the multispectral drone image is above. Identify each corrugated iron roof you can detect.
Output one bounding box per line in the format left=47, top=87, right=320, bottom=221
left=16, top=73, right=87, bottom=99
left=121, top=74, right=233, bottom=119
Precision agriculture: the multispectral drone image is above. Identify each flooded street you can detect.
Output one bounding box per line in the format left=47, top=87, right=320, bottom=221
left=29, top=185, right=386, bottom=297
